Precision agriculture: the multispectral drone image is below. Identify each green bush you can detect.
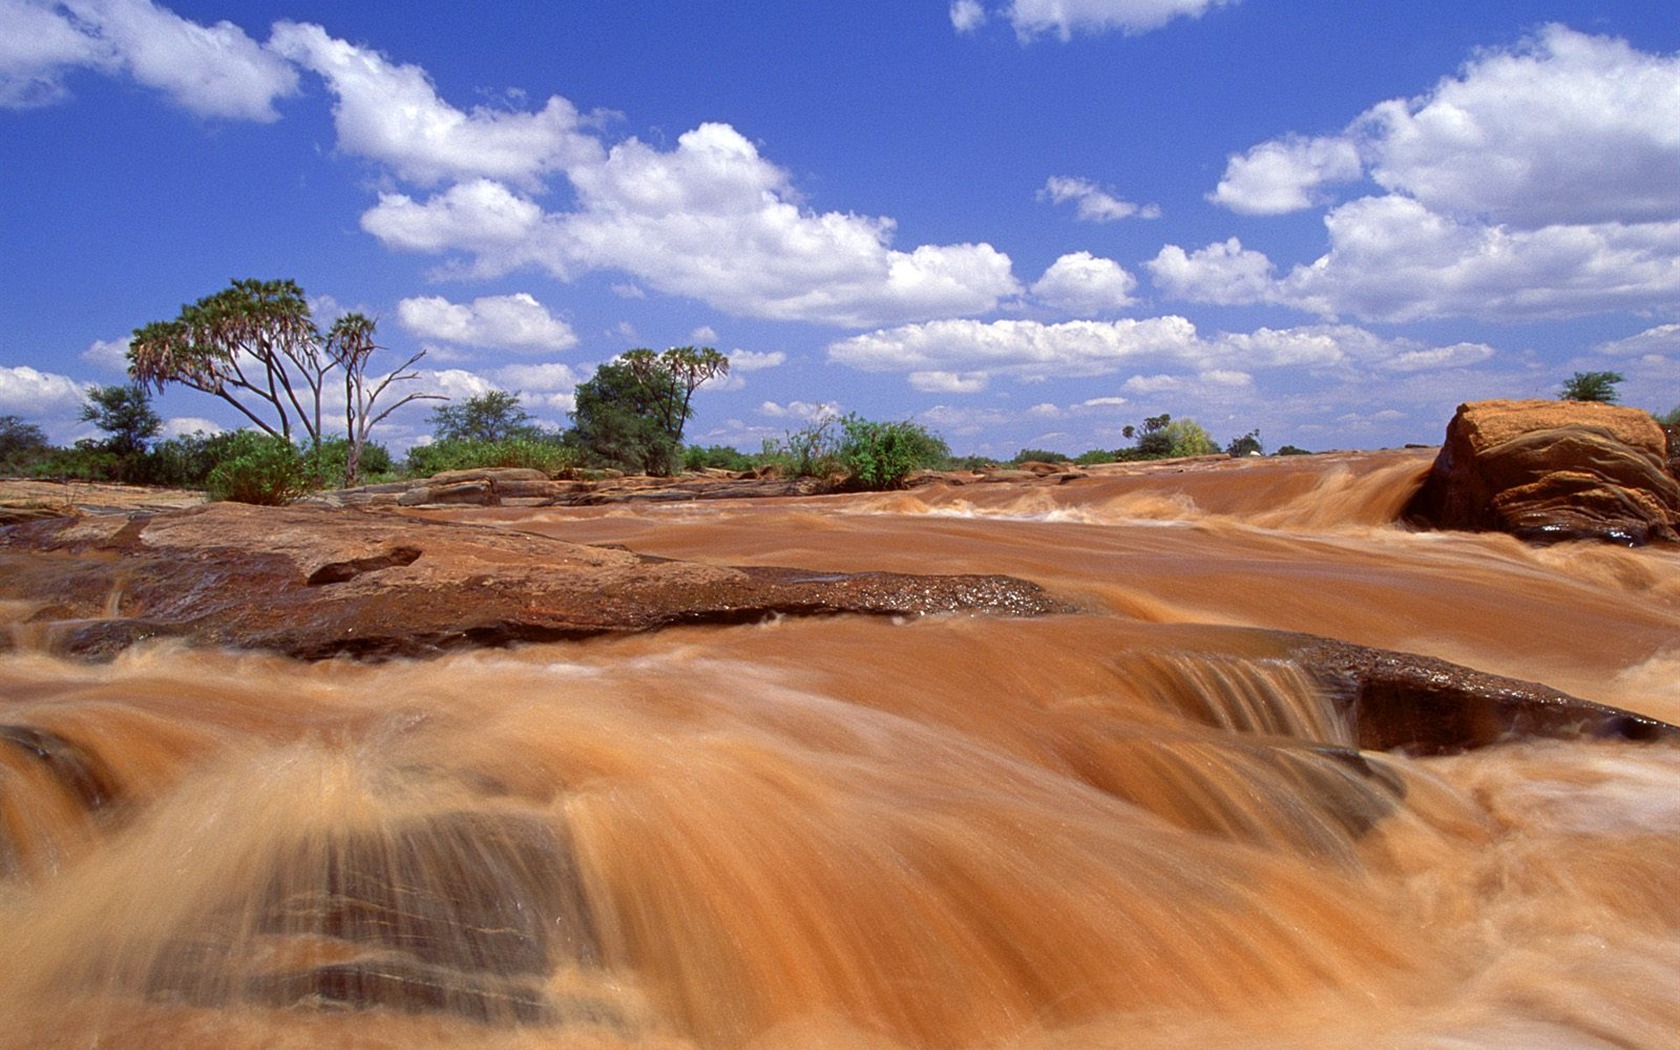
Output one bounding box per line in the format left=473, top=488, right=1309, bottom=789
left=1012, top=448, right=1069, bottom=465
left=147, top=430, right=243, bottom=487
left=1560, top=370, right=1623, bottom=403
left=1163, top=420, right=1217, bottom=458
left=1135, top=430, right=1174, bottom=457
left=838, top=415, right=951, bottom=490
left=0, top=415, right=50, bottom=475
left=682, top=444, right=756, bottom=472
left=406, top=437, right=577, bottom=478
left=765, top=416, right=846, bottom=478
left=1275, top=444, right=1312, bottom=456
left=205, top=433, right=309, bottom=505
left=1074, top=449, right=1119, bottom=466
left=30, top=443, right=123, bottom=482
left=1225, top=429, right=1263, bottom=458
left=301, top=437, right=396, bottom=489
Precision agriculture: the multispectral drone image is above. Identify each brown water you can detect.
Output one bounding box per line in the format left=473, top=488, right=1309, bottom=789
left=4, top=449, right=1680, bottom=1049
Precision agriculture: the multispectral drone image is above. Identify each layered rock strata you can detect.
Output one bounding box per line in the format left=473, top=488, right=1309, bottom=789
left=1404, top=399, right=1680, bottom=545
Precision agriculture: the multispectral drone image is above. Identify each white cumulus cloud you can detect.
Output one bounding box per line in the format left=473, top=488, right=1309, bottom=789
left=495, top=362, right=581, bottom=391
left=760, top=400, right=840, bottom=421
left=1148, top=238, right=1277, bottom=306
left=950, top=0, right=987, bottom=32
left=0, top=364, right=86, bottom=413
left=1029, top=252, right=1138, bottom=314
left=1210, top=135, right=1363, bottom=215
left=262, top=25, right=1023, bottom=328
left=362, top=180, right=550, bottom=269
left=909, top=371, right=990, bottom=394
left=1596, top=324, right=1680, bottom=358
left=1179, top=26, right=1680, bottom=323
left=397, top=292, right=577, bottom=353
left=729, top=350, right=786, bottom=372
left=1039, top=176, right=1159, bottom=223
left=268, top=21, right=600, bottom=188
left=1007, top=0, right=1240, bottom=40
left=1360, top=24, right=1680, bottom=229
left=80, top=335, right=130, bottom=372
left=364, top=121, right=1019, bottom=328
left=828, top=317, right=1204, bottom=379
left=0, top=0, right=297, bottom=118
left=829, top=316, right=1499, bottom=394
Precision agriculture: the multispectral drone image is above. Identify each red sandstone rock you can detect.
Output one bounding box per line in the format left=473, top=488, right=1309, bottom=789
left=1404, top=398, right=1680, bottom=544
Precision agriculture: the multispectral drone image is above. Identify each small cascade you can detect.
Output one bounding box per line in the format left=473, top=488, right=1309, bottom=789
left=0, top=744, right=645, bottom=1046
left=1113, top=650, right=1354, bottom=745
left=1015, top=651, right=1406, bottom=864
left=0, top=723, right=121, bottom=878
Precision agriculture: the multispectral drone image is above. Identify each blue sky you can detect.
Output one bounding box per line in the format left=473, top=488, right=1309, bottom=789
left=3, top=0, right=1678, bottom=458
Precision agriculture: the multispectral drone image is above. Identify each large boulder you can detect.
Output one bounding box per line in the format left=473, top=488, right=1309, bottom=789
left=1403, top=399, right=1680, bottom=545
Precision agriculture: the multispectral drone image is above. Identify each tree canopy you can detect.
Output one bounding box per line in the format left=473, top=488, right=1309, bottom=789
left=428, top=390, right=542, bottom=444
left=1559, top=370, right=1624, bottom=403
left=0, top=415, right=48, bottom=472
left=128, top=278, right=434, bottom=485
left=569, top=348, right=730, bottom=474
left=129, top=278, right=326, bottom=443
left=618, top=346, right=729, bottom=446
left=79, top=383, right=161, bottom=459
left=569, top=361, right=683, bottom=475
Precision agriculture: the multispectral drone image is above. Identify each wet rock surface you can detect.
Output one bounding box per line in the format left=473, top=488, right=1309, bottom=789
left=1275, top=633, right=1680, bottom=755
left=0, top=502, right=1075, bottom=660
left=1403, top=398, right=1680, bottom=545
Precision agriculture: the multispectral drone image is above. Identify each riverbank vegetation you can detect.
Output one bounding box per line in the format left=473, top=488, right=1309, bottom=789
left=1, top=280, right=1344, bottom=501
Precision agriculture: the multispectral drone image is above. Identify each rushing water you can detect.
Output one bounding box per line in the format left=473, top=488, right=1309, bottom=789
left=3, top=448, right=1680, bottom=1049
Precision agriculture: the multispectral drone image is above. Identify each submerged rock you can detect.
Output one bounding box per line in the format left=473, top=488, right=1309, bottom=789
left=0, top=502, right=1074, bottom=660
left=1278, top=633, right=1680, bottom=755
left=1403, top=398, right=1680, bottom=545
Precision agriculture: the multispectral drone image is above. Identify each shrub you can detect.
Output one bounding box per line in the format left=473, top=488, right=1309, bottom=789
left=301, top=437, right=396, bottom=488
left=1135, top=430, right=1174, bottom=457
left=567, top=362, right=682, bottom=475
left=1559, top=370, right=1623, bottom=403
left=205, top=433, right=309, bottom=505
left=1164, top=419, right=1217, bottom=458
left=1074, top=449, right=1119, bottom=466
left=1226, top=429, right=1263, bottom=457
left=30, top=443, right=122, bottom=482
left=406, top=437, right=578, bottom=478
left=682, top=444, right=756, bottom=472
left=766, top=415, right=846, bottom=478
left=147, top=430, right=245, bottom=487
left=838, top=415, right=950, bottom=490
left=1012, top=448, right=1068, bottom=465
left=0, top=416, right=51, bottom=476
left=1275, top=444, right=1312, bottom=456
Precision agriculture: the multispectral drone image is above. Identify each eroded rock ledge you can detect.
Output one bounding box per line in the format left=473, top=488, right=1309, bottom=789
left=1274, top=633, right=1679, bottom=754
left=0, top=502, right=1074, bottom=660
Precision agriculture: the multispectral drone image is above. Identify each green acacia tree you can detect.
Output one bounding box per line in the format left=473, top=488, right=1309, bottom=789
left=569, top=348, right=730, bottom=474
left=568, top=361, right=683, bottom=474
left=1559, top=370, right=1624, bottom=403
left=619, top=346, right=730, bottom=445
left=79, top=383, right=162, bottom=459
left=428, top=390, right=542, bottom=444
left=0, top=415, right=50, bottom=474
left=129, top=279, right=325, bottom=444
